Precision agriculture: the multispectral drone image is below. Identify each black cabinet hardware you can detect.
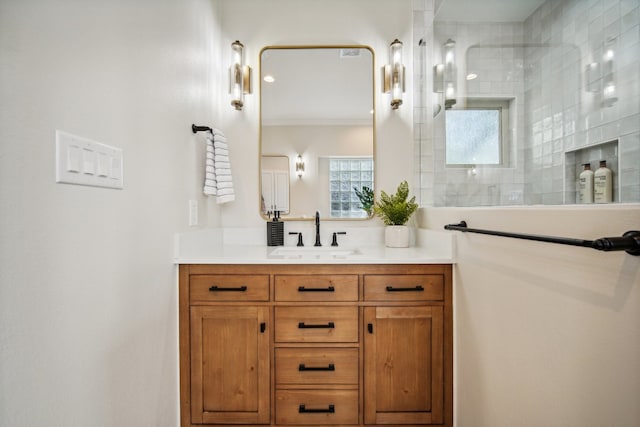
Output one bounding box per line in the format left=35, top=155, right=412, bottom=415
left=209, top=285, right=247, bottom=292
left=299, top=404, right=335, bottom=414
left=385, top=285, right=425, bottom=292
left=299, top=363, right=335, bottom=372
left=298, top=321, right=335, bottom=329
left=260, top=322, right=266, bottom=333
left=367, top=323, right=373, bottom=334
left=298, top=286, right=335, bottom=292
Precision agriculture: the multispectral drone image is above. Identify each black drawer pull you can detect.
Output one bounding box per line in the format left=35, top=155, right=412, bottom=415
left=298, top=321, right=335, bottom=329
left=298, top=286, right=335, bottom=292
left=299, top=404, right=335, bottom=414
left=209, top=285, right=247, bottom=292
left=299, top=363, right=335, bottom=372
left=385, top=285, right=425, bottom=292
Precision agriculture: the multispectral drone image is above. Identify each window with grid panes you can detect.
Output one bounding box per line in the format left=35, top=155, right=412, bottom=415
left=329, top=158, right=374, bottom=218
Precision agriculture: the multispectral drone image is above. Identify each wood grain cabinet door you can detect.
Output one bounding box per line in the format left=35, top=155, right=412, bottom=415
left=364, top=306, right=444, bottom=425
left=190, top=306, right=270, bottom=424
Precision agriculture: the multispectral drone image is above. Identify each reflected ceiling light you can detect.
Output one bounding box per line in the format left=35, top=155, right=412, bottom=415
left=382, top=39, right=405, bottom=110
left=466, top=73, right=478, bottom=80
left=263, top=75, right=275, bottom=83
left=229, top=40, right=252, bottom=111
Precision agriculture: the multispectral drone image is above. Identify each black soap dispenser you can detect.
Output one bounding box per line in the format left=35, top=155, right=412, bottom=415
left=267, top=210, right=284, bottom=246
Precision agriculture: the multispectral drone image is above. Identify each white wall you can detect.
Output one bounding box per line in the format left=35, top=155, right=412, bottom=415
left=420, top=205, right=640, bottom=427
left=262, top=125, right=373, bottom=217
left=0, top=0, right=221, bottom=425
left=215, top=0, right=414, bottom=227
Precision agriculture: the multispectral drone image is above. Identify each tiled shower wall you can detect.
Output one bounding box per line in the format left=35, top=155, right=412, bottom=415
left=523, top=0, right=640, bottom=204
left=414, top=0, right=640, bottom=206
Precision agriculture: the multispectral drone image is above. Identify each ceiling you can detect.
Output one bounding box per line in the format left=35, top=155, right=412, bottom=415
left=435, top=0, right=546, bottom=22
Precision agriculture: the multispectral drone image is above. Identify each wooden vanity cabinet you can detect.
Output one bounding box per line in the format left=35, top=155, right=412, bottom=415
left=179, top=264, right=452, bottom=427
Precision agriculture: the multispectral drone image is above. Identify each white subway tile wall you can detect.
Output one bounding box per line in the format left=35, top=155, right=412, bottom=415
left=414, top=0, right=640, bottom=206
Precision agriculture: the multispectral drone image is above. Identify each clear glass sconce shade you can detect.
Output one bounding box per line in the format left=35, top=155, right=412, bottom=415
left=229, top=40, right=252, bottom=111
left=443, top=39, right=456, bottom=108
left=383, top=39, right=405, bottom=109
left=295, top=155, right=305, bottom=178
left=390, top=39, right=404, bottom=109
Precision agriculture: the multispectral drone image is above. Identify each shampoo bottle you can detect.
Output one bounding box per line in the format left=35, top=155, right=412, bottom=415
left=578, top=163, right=594, bottom=203
left=594, top=160, right=613, bottom=203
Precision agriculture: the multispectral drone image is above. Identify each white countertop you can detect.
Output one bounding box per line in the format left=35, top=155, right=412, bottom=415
left=174, top=227, right=455, bottom=264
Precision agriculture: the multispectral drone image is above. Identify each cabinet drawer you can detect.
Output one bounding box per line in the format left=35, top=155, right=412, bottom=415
left=190, top=275, right=269, bottom=302
left=276, top=389, right=358, bottom=425
left=276, top=348, right=359, bottom=385
left=275, top=307, right=358, bottom=343
left=364, top=274, right=444, bottom=301
left=275, top=275, right=358, bottom=301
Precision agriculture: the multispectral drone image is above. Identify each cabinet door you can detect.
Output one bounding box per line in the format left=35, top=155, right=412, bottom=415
left=273, top=170, right=290, bottom=212
left=190, top=306, right=270, bottom=424
left=364, top=306, right=443, bottom=425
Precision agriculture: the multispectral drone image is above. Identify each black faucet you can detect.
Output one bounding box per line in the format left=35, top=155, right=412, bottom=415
left=314, top=211, right=321, bottom=246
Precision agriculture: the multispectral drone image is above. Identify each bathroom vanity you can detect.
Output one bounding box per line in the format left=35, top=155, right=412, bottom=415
left=178, top=249, right=453, bottom=427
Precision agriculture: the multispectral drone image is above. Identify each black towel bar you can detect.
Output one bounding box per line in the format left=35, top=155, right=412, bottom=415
left=191, top=124, right=212, bottom=133
left=444, top=221, right=640, bottom=256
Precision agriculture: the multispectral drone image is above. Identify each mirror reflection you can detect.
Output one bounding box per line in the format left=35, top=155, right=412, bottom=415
left=260, top=46, right=375, bottom=219
left=428, top=0, right=640, bottom=206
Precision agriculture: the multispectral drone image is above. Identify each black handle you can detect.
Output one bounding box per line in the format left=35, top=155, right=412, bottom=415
left=298, top=286, right=335, bottom=292
left=299, top=404, right=335, bottom=414
left=209, top=285, right=248, bottom=292
left=368, top=323, right=373, bottom=334
left=445, top=221, right=640, bottom=256
left=298, top=321, right=335, bottom=329
left=260, top=322, right=266, bottom=333
left=386, top=285, right=425, bottom=292
left=299, top=363, right=335, bottom=372
left=289, top=231, right=304, bottom=247
left=331, top=231, right=347, bottom=247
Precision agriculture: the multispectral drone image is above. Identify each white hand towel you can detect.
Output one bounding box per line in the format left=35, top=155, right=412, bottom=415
left=202, top=128, right=235, bottom=203
left=203, top=132, right=217, bottom=195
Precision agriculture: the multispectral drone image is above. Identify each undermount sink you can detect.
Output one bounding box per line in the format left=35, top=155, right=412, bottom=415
left=269, top=246, right=361, bottom=259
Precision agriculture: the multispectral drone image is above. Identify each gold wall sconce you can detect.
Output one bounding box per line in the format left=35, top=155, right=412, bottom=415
left=433, top=38, right=457, bottom=109
left=295, top=154, right=305, bottom=178
left=229, top=40, right=252, bottom=111
left=382, top=39, right=405, bottom=109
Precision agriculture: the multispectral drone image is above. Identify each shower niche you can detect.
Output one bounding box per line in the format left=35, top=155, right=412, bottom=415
left=565, top=139, right=618, bottom=204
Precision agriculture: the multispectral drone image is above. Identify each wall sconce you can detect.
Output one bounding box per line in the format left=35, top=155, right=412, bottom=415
left=382, top=39, right=405, bottom=109
left=585, top=37, right=618, bottom=108
left=229, top=40, right=252, bottom=111
left=433, top=38, right=457, bottom=109
left=295, top=155, right=305, bottom=178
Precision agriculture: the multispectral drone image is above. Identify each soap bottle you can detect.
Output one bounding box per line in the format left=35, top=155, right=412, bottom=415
left=267, top=210, right=284, bottom=246
left=594, top=160, right=613, bottom=203
left=578, top=163, right=594, bottom=203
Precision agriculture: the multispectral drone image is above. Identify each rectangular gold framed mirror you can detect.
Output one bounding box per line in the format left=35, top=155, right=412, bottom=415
left=259, top=45, right=375, bottom=220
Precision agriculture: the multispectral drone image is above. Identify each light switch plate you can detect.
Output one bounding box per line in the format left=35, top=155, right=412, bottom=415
left=56, top=130, right=123, bottom=189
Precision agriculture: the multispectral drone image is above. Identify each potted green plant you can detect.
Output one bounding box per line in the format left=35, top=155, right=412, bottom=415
left=373, top=180, right=418, bottom=247
left=353, top=185, right=374, bottom=216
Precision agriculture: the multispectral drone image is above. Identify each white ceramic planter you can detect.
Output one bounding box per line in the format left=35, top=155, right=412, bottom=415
left=385, top=225, right=409, bottom=248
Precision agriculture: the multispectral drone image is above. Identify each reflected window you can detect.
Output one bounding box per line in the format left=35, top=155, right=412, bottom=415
left=329, top=158, right=373, bottom=218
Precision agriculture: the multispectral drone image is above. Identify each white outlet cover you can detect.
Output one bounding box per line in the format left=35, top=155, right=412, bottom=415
left=56, top=130, right=123, bottom=189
